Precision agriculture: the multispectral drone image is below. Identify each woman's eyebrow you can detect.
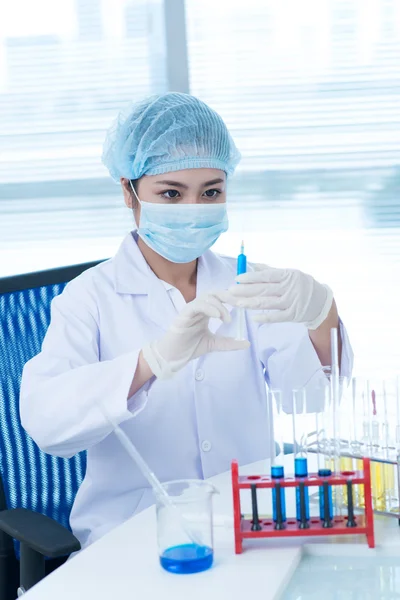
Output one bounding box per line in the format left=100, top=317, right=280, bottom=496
left=203, top=178, right=224, bottom=186
left=154, top=180, right=189, bottom=189
left=154, top=178, right=225, bottom=188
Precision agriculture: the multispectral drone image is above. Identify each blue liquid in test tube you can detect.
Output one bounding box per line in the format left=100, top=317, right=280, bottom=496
left=318, top=468, right=333, bottom=520
left=295, top=457, right=310, bottom=521
left=271, top=465, right=286, bottom=523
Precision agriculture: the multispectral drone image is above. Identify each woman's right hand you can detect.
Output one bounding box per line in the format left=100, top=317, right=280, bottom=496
left=142, top=293, right=250, bottom=379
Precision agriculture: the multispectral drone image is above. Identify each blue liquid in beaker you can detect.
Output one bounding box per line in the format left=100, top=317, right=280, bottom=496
left=160, top=543, right=213, bottom=574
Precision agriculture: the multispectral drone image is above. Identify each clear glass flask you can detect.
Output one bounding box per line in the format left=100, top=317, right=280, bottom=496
left=156, top=480, right=218, bottom=574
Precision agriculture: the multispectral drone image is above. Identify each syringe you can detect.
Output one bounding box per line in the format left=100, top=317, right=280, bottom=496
left=236, top=241, right=247, bottom=340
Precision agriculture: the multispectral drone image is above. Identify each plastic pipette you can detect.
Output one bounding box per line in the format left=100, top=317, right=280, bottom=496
left=236, top=241, right=247, bottom=340
left=98, top=401, right=202, bottom=546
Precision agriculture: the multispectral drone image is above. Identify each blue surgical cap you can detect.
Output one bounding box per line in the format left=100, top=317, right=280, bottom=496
left=102, top=92, right=241, bottom=182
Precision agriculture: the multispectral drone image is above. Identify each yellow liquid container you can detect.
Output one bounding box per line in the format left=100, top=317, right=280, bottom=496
left=371, top=461, right=386, bottom=512
left=340, top=457, right=354, bottom=471
left=383, top=463, right=397, bottom=513
left=384, top=463, right=395, bottom=495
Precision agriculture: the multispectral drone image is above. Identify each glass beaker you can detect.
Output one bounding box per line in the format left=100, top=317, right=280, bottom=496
left=156, top=479, right=218, bottom=574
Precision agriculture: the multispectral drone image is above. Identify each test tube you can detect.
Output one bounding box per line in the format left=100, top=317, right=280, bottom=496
left=346, top=479, right=357, bottom=528
left=330, top=328, right=344, bottom=517
left=291, top=388, right=309, bottom=459
left=250, top=484, right=262, bottom=531
left=394, top=376, right=400, bottom=514
left=352, top=377, right=365, bottom=508
left=315, top=407, right=323, bottom=472
left=396, top=376, right=400, bottom=455
left=339, top=378, right=353, bottom=472
left=297, top=481, right=309, bottom=529
left=321, top=383, right=334, bottom=472
left=273, top=481, right=285, bottom=530
left=369, top=382, right=386, bottom=512
left=371, top=387, right=380, bottom=456
left=382, top=380, right=396, bottom=510
left=270, top=389, right=285, bottom=465
left=330, top=328, right=340, bottom=478
left=271, top=465, right=286, bottom=528
left=361, top=381, right=370, bottom=458
left=321, top=480, right=333, bottom=528
left=236, top=241, right=247, bottom=341
left=312, top=375, right=330, bottom=472
left=270, top=389, right=288, bottom=524
left=318, top=468, right=333, bottom=526
left=295, top=458, right=310, bottom=525
left=292, top=389, right=310, bottom=524
left=337, top=378, right=353, bottom=506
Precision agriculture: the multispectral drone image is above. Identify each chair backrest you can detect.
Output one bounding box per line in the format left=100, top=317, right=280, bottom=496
left=0, top=261, right=104, bottom=531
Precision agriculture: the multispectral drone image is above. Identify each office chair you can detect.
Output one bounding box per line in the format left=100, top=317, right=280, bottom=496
left=0, top=259, right=103, bottom=598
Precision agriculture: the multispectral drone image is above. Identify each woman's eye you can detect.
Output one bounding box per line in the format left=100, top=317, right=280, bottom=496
left=161, top=190, right=180, bottom=199
left=204, top=189, right=221, bottom=198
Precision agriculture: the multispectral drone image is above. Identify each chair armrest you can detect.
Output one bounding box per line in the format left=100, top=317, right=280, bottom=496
left=0, top=508, right=80, bottom=558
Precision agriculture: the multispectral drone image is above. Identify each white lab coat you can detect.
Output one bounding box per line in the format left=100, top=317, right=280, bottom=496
left=20, top=232, right=353, bottom=549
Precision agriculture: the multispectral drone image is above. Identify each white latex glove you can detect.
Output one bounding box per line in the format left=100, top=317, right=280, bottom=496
left=226, top=264, right=333, bottom=330
left=142, top=293, right=250, bottom=379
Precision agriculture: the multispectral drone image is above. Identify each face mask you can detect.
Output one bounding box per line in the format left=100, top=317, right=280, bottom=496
left=130, top=182, right=228, bottom=263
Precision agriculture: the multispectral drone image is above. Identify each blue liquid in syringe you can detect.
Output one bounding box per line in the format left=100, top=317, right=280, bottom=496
left=160, top=544, right=213, bottom=574
left=237, top=241, right=247, bottom=276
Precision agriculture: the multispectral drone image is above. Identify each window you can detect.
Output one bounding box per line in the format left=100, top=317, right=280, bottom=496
left=185, top=0, right=400, bottom=376
left=0, top=0, right=166, bottom=273
left=1, top=0, right=400, bottom=376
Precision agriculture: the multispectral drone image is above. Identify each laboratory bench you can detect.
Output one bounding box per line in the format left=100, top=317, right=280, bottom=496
left=23, top=457, right=400, bottom=600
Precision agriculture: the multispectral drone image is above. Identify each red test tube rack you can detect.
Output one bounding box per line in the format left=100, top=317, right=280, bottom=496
left=231, top=457, right=375, bottom=554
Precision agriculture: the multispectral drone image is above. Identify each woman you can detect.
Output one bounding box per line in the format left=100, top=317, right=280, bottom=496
left=20, top=93, right=352, bottom=550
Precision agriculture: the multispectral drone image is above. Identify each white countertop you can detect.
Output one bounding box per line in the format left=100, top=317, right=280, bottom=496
left=24, top=458, right=400, bottom=600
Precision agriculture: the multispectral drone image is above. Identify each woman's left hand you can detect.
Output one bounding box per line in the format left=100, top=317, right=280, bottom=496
left=226, top=264, right=334, bottom=330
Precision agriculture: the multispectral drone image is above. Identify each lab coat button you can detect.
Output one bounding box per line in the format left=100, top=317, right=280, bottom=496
left=201, top=440, right=212, bottom=452
left=195, top=369, right=204, bottom=381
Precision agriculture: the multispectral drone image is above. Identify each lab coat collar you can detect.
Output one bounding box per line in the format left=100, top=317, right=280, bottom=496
left=112, top=231, right=236, bottom=331
left=113, top=231, right=236, bottom=296
left=113, top=231, right=165, bottom=295
left=112, top=232, right=177, bottom=332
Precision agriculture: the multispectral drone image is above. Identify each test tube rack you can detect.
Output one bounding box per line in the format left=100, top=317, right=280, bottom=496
left=307, top=445, right=400, bottom=519
left=231, top=458, right=375, bottom=554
